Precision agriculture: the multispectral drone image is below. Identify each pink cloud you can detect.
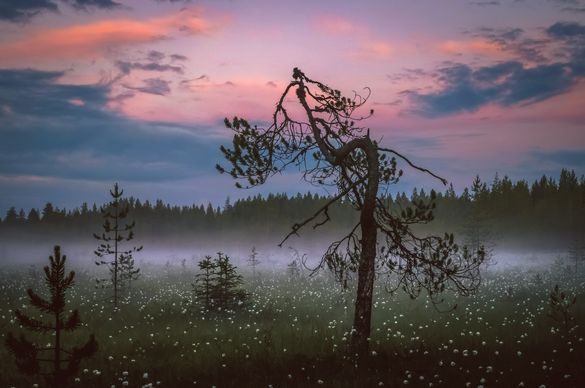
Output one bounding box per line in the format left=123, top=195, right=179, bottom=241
left=0, top=7, right=226, bottom=62
left=353, top=41, right=393, bottom=60
left=314, top=15, right=362, bottom=34
left=312, top=15, right=402, bottom=63
left=368, top=85, right=585, bottom=169
left=68, top=98, right=85, bottom=106
left=117, top=78, right=285, bottom=127
left=437, top=39, right=511, bottom=58
left=178, top=76, right=238, bottom=93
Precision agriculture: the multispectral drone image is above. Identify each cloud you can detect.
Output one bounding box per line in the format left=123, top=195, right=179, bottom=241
left=405, top=60, right=577, bottom=117
left=0, top=68, right=109, bottom=118
left=179, top=75, right=239, bottom=91
left=559, top=6, right=585, bottom=12
left=405, top=21, right=585, bottom=117
left=437, top=39, right=508, bottom=57
left=0, top=0, right=58, bottom=22
left=0, top=68, right=222, bottom=183
left=351, top=41, right=393, bottom=61
left=363, top=41, right=392, bottom=57
left=546, top=21, right=585, bottom=76
left=64, top=0, right=121, bottom=9
left=115, top=60, right=184, bottom=75
left=547, top=21, right=585, bottom=39
left=469, top=1, right=500, bottom=6
left=0, top=0, right=122, bottom=23
left=123, top=78, right=171, bottom=95
left=313, top=15, right=394, bottom=62
left=146, top=50, right=166, bottom=62
left=547, top=0, right=585, bottom=12
left=472, top=27, right=524, bottom=44
left=0, top=6, right=219, bottom=61
left=170, top=53, right=188, bottom=61
left=387, top=68, right=428, bottom=84
left=531, top=149, right=585, bottom=168
left=469, top=27, right=548, bottom=63
left=313, top=15, right=362, bottom=34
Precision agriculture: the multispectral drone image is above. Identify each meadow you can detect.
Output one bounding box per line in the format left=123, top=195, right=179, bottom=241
left=0, top=258, right=584, bottom=388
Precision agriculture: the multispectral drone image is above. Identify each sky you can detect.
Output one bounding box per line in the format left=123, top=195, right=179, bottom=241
left=0, top=0, right=584, bottom=215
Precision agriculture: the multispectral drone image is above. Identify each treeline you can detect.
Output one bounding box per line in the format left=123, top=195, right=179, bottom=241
left=0, top=191, right=356, bottom=241
left=1, top=169, right=584, bottom=249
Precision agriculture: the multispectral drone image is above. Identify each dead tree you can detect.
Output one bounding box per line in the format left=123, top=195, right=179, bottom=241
left=217, top=68, right=485, bottom=356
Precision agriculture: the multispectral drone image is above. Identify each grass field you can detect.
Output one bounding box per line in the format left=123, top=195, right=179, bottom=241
left=0, top=259, right=584, bottom=387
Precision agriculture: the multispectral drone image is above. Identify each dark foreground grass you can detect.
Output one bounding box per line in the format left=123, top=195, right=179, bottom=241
left=0, top=260, right=584, bottom=387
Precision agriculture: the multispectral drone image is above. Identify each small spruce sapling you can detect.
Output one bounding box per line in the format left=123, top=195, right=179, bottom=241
left=213, top=252, right=247, bottom=311
left=6, top=246, right=98, bottom=388
left=193, top=255, right=216, bottom=311
left=548, top=284, right=578, bottom=337
left=193, top=253, right=247, bottom=312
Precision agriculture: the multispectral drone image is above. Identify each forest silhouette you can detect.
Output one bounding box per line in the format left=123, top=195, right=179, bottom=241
left=1, top=169, right=583, bottom=252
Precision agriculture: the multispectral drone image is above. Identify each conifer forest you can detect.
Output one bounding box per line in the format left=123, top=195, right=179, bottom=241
left=1, top=1, right=585, bottom=387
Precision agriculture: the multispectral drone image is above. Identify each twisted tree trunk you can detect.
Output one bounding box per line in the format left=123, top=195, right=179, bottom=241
left=350, top=139, right=379, bottom=357
left=296, top=77, right=381, bottom=357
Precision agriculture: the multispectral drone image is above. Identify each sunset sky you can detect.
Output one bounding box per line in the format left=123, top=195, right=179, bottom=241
left=1, top=0, right=584, bottom=215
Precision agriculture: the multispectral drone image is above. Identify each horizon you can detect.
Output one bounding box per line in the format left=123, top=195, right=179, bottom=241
left=0, top=168, right=582, bottom=217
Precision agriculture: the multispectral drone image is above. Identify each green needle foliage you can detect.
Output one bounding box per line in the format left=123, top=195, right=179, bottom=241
left=213, top=252, right=246, bottom=311
left=326, top=250, right=358, bottom=291
left=193, top=252, right=247, bottom=312
left=548, top=284, right=578, bottom=338
left=5, top=246, right=98, bottom=388
left=119, top=253, right=140, bottom=291
left=462, top=175, right=497, bottom=267
left=94, top=183, right=142, bottom=308
left=193, top=255, right=216, bottom=311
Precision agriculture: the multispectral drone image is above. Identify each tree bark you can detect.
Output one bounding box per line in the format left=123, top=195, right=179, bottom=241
left=351, top=214, right=377, bottom=357
left=350, top=139, right=379, bottom=358
left=53, top=307, right=63, bottom=387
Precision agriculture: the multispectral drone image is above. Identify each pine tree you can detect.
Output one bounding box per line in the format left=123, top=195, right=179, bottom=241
left=27, top=208, right=40, bottom=223
left=41, top=202, right=55, bottom=223
left=462, top=175, right=496, bottom=266
left=287, top=259, right=301, bottom=281
left=217, top=68, right=485, bottom=355
left=212, top=252, right=246, bottom=311
left=548, top=284, right=578, bottom=338
left=17, top=208, right=26, bottom=224
left=4, top=206, right=18, bottom=224
left=247, top=246, right=260, bottom=280
left=5, top=246, right=98, bottom=388
left=192, top=255, right=216, bottom=310
left=93, top=183, right=142, bottom=308
left=568, top=188, right=585, bottom=271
